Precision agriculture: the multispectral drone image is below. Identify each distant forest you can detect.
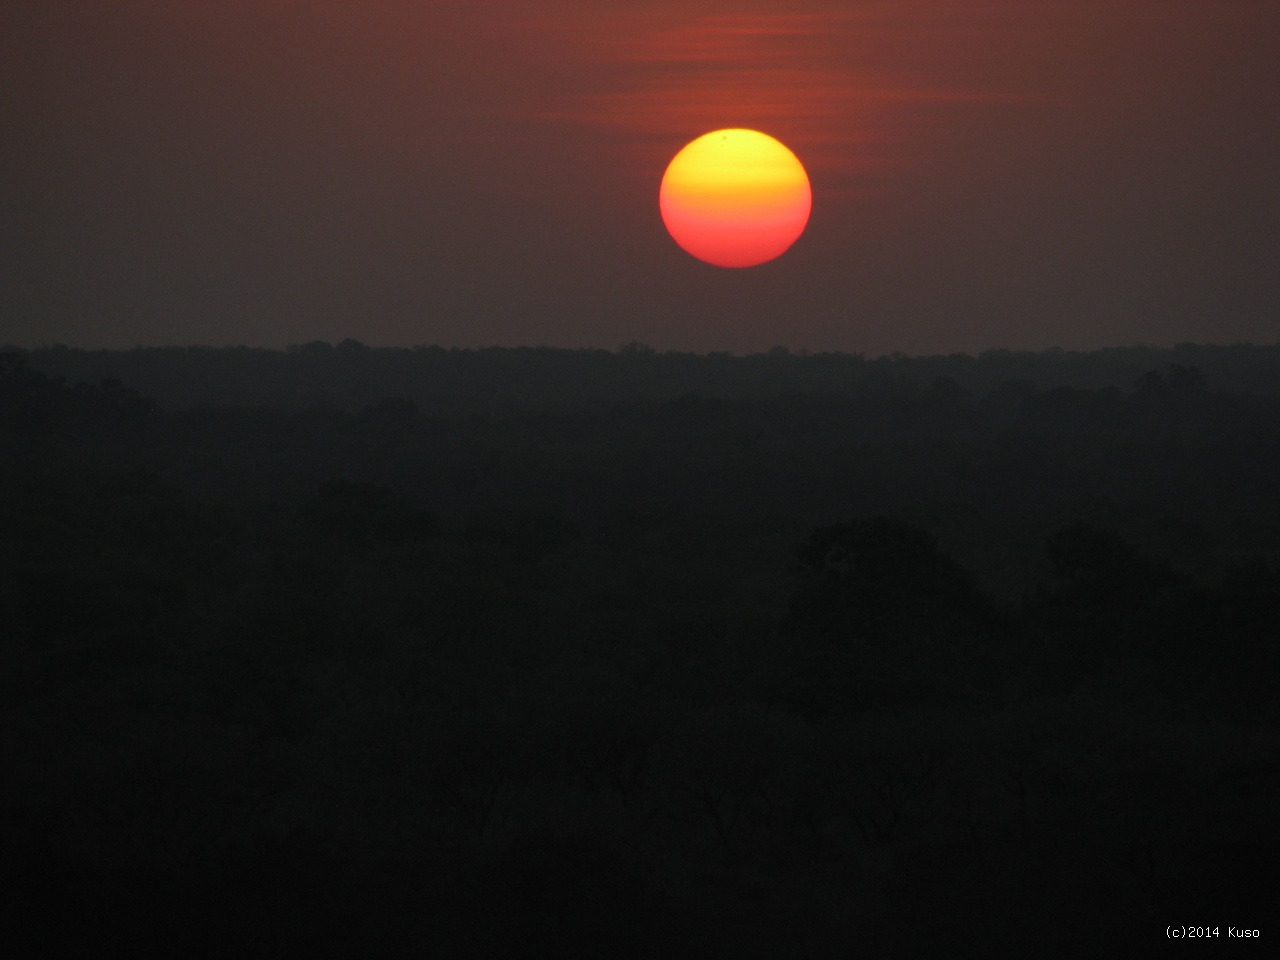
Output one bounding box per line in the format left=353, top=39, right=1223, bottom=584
left=19, top=340, right=1280, bottom=411
left=3, top=342, right=1278, bottom=955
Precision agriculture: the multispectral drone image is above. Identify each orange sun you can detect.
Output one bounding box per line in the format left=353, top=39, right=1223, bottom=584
left=660, top=128, right=812, bottom=268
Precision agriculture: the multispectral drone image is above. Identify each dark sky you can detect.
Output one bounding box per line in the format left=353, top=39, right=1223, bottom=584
left=4, top=0, right=1278, bottom=354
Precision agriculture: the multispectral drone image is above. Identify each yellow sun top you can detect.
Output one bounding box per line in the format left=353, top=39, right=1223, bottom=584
left=661, top=129, right=809, bottom=199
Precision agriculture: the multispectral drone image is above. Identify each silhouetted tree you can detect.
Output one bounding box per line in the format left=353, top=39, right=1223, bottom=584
left=297, top=479, right=441, bottom=551
left=1020, top=523, right=1186, bottom=692
left=779, top=518, right=999, bottom=713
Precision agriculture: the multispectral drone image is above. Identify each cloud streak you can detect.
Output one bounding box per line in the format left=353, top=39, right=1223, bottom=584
left=497, top=2, right=1039, bottom=203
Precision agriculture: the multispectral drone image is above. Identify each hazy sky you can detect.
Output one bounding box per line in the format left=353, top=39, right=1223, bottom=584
left=4, top=0, right=1278, bottom=354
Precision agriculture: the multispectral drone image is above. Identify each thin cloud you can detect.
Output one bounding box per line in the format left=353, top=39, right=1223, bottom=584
left=512, top=5, right=1030, bottom=191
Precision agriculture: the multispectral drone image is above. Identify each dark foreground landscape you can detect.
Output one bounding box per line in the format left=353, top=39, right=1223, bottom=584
left=3, top=343, right=1278, bottom=956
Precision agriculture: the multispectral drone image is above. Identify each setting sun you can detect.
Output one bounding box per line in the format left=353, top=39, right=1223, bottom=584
left=660, top=129, right=811, bottom=268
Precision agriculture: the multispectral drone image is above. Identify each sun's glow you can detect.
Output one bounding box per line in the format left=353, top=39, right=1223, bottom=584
left=660, top=129, right=811, bottom=268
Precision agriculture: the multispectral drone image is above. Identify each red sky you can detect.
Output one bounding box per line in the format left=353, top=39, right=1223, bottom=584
left=4, top=0, right=1278, bottom=354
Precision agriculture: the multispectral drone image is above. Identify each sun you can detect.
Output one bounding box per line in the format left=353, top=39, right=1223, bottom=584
left=660, top=129, right=812, bottom=268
